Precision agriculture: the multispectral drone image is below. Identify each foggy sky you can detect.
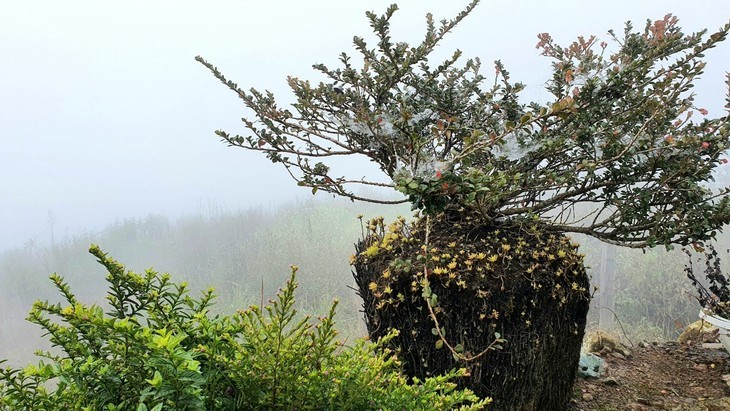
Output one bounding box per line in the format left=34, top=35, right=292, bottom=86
left=1, top=1, right=729, bottom=252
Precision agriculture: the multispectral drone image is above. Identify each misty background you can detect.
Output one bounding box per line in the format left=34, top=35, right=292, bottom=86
left=2, top=1, right=730, bottom=366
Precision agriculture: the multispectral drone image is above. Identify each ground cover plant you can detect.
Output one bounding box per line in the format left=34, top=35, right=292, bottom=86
left=0, top=245, right=490, bottom=410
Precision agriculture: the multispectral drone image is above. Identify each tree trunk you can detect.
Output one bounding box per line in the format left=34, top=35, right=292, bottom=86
left=598, top=244, right=617, bottom=331
left=352, top=213, right=591, bottom=410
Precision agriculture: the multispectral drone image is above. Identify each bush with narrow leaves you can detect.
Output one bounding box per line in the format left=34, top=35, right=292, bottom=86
left=0, top=245, right=489, bottom=410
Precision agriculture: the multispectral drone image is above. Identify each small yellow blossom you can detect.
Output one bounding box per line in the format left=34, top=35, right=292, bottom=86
left=363, top=245, right=380, bottom=257
left=447, top=261, right=457, bottom=270
left=368, top=282, right=378, bottom=291
left=488, top=254, right=498, bottom=263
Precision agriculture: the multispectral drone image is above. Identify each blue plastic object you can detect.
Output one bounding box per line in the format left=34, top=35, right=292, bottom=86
left=577, top=353, right=605, bottom=378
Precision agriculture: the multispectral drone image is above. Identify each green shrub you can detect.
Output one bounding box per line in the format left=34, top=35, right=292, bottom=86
left=0, top=245, right=489, bottom=410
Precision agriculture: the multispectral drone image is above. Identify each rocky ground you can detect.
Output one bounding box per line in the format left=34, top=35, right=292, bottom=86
left=571, top=340, right=730, bottom=410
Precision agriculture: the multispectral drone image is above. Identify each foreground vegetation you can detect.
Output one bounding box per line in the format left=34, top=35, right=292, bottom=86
left=0, top=245, right=489, bottom=410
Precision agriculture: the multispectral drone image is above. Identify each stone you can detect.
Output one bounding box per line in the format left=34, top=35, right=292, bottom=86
left=603, top=376, right=620, bottom=386
left=678, top=319, right=719, bottom=344
left=584, top=329, right=632, bottom=357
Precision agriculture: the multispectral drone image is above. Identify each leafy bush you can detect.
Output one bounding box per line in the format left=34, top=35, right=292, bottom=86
left=0, top=245, right=489, bottom=410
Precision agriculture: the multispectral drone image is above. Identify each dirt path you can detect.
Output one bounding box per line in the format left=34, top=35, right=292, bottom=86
left=571, top=341, right=730, bottom=410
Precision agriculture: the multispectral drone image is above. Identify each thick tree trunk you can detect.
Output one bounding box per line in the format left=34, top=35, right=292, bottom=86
left=353, top=214, right=591, bottom=410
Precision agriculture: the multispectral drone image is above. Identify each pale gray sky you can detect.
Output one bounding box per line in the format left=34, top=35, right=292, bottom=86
left=1, top=1, right=728, bottom=252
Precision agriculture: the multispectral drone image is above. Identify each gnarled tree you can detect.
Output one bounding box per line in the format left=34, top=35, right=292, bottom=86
left=198, top=2, right=730, bottom=409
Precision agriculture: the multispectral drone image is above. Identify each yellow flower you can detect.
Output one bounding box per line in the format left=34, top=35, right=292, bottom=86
left=368, top=282, right=378, bottom=291
left=501, top=244, right=511, bottom=252
left=447, top=261, right=457, bottom=270
left=488, top=254, right=498, bottom=263
left=433, top=267, right=447, bottom=275
left=448, top=242, right=457, bottom=248
left=363, top=244, right=380, bottom=257
left=382, top=269, right=391, bottom=279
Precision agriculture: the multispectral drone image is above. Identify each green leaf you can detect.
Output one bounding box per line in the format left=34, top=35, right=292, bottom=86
left=435, top=340, right=444, bottom=349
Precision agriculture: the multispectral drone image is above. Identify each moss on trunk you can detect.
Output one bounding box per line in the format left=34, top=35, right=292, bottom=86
left=352, top=211, right=591, bottom=410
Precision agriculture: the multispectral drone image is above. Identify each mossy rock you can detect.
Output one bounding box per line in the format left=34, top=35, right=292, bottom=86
left=677, top=319, right=719, bottom=344
left=352, top=210, right=591, bottom=411
left=583, top=329, right=631, bottom=357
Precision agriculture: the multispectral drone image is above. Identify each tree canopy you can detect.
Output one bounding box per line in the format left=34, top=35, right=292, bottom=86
left=197, top=1, right=730, bottom=248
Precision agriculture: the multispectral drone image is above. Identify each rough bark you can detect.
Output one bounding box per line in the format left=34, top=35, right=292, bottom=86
left=353, top=213, right=591, bottom=410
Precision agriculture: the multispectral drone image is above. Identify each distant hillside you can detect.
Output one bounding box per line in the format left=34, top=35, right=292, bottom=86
left=0, top=198, right=407, bottom=366
left=0, top=197, right=714, bottom=366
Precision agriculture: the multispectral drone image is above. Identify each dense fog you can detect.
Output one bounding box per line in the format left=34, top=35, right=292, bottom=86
left=2, top=1, right=730, bottom=367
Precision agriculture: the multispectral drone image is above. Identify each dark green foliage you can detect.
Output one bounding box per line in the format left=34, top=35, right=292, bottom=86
left=686, top=245, right=730, bottom=318
left=0, top=246, right=490, bottom=410
left=197, top=2, right=730, bottom=249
